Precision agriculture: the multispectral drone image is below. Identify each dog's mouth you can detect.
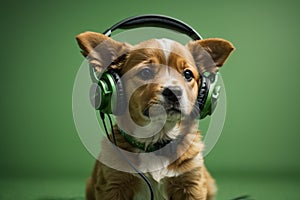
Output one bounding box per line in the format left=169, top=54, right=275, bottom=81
left=143, top=103, right=182, bottom=118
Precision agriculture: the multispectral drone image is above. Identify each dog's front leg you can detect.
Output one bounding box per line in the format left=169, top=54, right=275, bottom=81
left=94, top=164, right=142, bottom=200
left=165, top=167, right=210, bottom=200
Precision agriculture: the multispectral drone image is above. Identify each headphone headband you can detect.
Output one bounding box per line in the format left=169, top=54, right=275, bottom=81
left=103, top=14, right=202, bottom=40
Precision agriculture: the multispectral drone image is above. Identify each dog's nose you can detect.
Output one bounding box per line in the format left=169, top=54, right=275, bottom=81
left=162, top=86, right=182, bottom=102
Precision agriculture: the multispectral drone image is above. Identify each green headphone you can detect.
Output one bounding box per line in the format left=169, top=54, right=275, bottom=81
left=89, top=15, right=221, bottom=119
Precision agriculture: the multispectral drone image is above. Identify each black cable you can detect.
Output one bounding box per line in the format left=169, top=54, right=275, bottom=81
left=100, top=112, right=111, bottom=141
left=99, top=111, right=154, bottom=200
left=107, top=114, right=117, bottom=145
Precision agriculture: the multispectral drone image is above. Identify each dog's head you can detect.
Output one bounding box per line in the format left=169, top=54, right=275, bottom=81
left=76, top=32, right=234, bottom=141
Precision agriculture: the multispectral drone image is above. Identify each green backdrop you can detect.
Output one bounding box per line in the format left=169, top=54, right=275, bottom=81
left=0, top=0, right=299, bottom=199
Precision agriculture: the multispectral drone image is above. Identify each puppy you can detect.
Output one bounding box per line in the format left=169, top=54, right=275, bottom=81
left=76, top=31, right=234, bottom=200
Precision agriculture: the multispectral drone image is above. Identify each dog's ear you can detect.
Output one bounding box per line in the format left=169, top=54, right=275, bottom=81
left=187, top=38, right=234, bottom=73
left=76, top=31, right=131, bottom=72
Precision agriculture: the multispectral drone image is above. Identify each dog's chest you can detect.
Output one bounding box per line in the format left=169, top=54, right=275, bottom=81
left=134, top=179, right=166, bottom=200
left=134, top=169, right=180, bottom=200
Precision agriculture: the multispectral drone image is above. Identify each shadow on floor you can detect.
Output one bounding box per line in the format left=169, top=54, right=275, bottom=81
left=36, top=197, right=84, bottom=200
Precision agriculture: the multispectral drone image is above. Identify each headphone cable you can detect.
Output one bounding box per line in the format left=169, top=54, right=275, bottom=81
left=107, top=113, right=117, bottom=145
left=100, top=112, right=154, bottom=200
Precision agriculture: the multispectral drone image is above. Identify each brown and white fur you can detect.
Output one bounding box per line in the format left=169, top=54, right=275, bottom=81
left=76, top=32, right=234, bottom=200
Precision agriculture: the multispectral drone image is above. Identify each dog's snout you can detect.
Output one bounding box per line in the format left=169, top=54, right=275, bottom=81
left=162, top=86, right=182, bottom=102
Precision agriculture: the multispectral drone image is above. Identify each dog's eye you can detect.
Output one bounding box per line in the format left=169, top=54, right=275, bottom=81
left=137, top=68, right=155, bottom=80
left=183, top=69, right=194, bottom=82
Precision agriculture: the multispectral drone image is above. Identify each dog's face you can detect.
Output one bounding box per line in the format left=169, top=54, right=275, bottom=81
left=120, top=39, right=201, bottom=127
left=76, top=32, right=234, bottom=140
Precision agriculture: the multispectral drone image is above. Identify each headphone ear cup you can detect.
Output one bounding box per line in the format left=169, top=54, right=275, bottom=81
left=108, top=70, right=126, bottom=115
left=196, top=76, right=210, bottom=119
left=197, top=74, right=220, bottom=119
left=89, top=82, right=102, bottom=110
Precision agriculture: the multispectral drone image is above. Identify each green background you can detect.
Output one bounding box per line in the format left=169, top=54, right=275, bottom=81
left=1, top=0, right=300, bottom=199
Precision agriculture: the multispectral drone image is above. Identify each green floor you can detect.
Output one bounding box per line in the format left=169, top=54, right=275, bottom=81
left=1, top=173, right=299, bottom=200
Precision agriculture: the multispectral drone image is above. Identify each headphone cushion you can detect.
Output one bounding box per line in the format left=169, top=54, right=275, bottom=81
left=108, top=70, right=126, bottom=115
left=196, top=76, right=210, bottom=119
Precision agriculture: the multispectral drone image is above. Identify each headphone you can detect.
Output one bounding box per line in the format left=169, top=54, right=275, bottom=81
left=89, top=14, right=221, bottom=119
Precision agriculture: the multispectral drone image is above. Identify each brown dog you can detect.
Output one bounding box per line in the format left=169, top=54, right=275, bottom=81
left=76, top=31, right=234, bottom=200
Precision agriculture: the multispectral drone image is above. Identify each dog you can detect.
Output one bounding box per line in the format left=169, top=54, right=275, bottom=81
left=76, top=31, right=234, bottom=200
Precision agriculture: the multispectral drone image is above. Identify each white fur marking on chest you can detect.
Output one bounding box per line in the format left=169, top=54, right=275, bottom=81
left=149, top=168, right=180, bottom=182
left=134, top=169, right=179, bottom=200
left=157, top=38, right=174, bottom=61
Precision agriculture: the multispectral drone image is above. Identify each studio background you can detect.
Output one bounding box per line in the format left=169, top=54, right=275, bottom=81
left=0, top=1, right=299, bottom=199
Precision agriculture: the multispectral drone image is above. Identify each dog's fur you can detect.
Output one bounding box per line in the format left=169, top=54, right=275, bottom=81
left=76, top=32, right=234, bottom=200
